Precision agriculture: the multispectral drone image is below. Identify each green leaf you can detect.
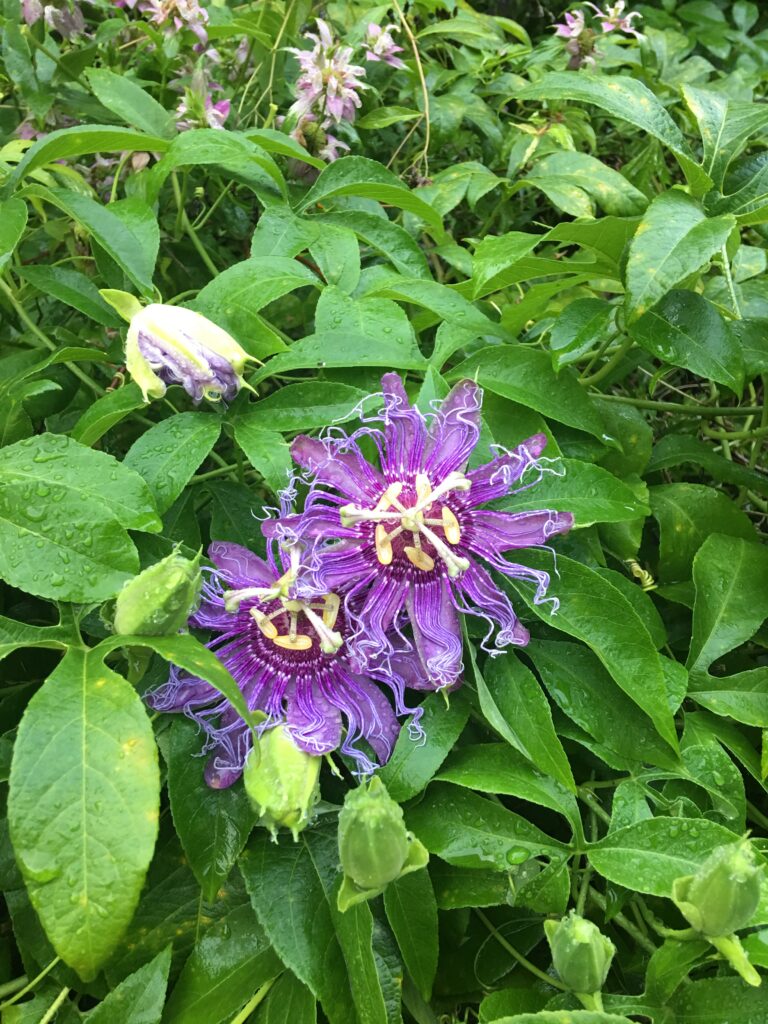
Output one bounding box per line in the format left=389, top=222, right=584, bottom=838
left=647, top=434, right=768, bottom=497
left=253, top=972, right=316, bottom=1024
left=322, top=210, right=431, bottom=279
left=629, top=291, right=744, bottom=393
left=624, top=192, right=735, bottom=321
left=528, top=639, right=680, bottom=773
left=686, top=535, right=768, bottom=726
left=8, top=647, right=160, bottom=980
left=487, top=1014, right=634, bottom=1024
left=5, top=125, right=171, bottom=193
left=430, top=862, right=510, bottom=910
left=236, top=383, right=369, bottom=433
left=243, top=127, right=325, bottom=169
left=70, top=383, right=146, bottom=448
left=510, top=552, right=678, bottom=752
left=527, top=152, right=647, bottom=217
left=644, top=937, right=710, bottom=1004
left=650, top=484, right=755, bottom=583
left=162, top=903, right=281, bottom=1024
left=549, top=298, right=615, bottom=370
left=0, top=432, right=160, bottom=602
left=21, top=185, right=158, bottom=294
left=494, top=458, right=648, bottom=527
left=706, top=151, right=768, bottom=224
left=232, top=422, right=292, bottom=495
left=470, top=650, right=576, bottom=794
left=123, top=412, right=221, bottom=515
left=87, top=68, right=176, bottom=138
left=86, top=946, right=171, bottom=1024
left=308, top=224, right=360, bottom=293
left=682, top=85, right=768, bottom=187
left=0, top=197, right=27, bottom=274
left=383, top=870, right=438, bottom=1001
left=241, top=826, right=385, bottom=1024
left=166, top=718, right=255, bottom=902
left=366, top=277, right=504, bottom=338
left=469, top=232, right=541, bottom=298
left=589, top=817, right=742, bottom=897
left=378, top=690, right=471, bottom=802
left=670, top=978, right=768, bottom=1024
left=405, top=783, right=567, bottom=869
left=193, top=256, right=319, bottom=359
left=208, top=481, right=270, bottom=550
left=357, top=107, right=422, bottom=129
left=298, top=156, right=444, bottom=237
left=0, top=613, right=71, bottom=662
left=447, top=346, right=608, bottom=440
left=517, top=73, right=707, bottom=193
left=18, top=265, right=124, bottom=327
left=438, top=744, right=579, bottom=828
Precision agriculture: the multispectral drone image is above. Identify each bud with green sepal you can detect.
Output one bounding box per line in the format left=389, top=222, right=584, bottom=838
left=672, top=839, right=764, bottom=987
left=244, top=725, right=321, bottom=841
left=113, top=550, right=202, bottom=637
left=544, top=911, right=616, bottom=1011
left=337, top=776, right=429, bottom=911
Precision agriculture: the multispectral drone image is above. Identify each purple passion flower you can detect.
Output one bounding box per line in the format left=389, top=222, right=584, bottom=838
left=287, top=374, right=573, bottom=690
left=125, top=303, right=253, bottom=403
left=147, top=539, right=416, bottom=788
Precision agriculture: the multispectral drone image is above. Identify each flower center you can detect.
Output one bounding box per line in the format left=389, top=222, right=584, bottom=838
left=250, top=593, right=342, bottom=654
left=340, top=471, right=472, bottom=579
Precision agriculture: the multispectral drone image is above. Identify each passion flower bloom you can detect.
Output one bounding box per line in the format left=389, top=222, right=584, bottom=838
left=364, top=23, right=406, bottom=69
left=287, top=374, right=573, bottom=689
left=125, top=303, right=252, bottom=403
left=147, top=537, right=417, bottom=787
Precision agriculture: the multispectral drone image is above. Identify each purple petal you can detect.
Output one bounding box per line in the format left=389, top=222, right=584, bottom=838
left=381, top=372, right=427, bottom=479
left=208, top=541, right=273, bottom=587
left=456, top=561, right=530, bottom=649
left=424, top=379, right=482, bottom=478
left=145, top=669, right=217, bottom=712
left=346, top=672, right=401, bottom=764
left=464, top=433, right=548, bottom=504
left=467, top=509, right=573, bottom=552
left=349, top=573, right=408, bottom=667
left=405, top=579, right=463, bottom=688
left=291, top=435, right=385, bottom=504
left=286, top=674, right=342, bottom=755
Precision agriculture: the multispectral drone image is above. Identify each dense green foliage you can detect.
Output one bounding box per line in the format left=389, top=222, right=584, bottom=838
left=1, top=0, right=767, bottom=1021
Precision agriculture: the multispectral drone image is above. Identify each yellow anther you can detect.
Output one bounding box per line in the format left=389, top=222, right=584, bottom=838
left=250, top=608, right=278, bottom=639
left=375, top=481, right=404, bottom=512
left=415, top=473, right=432, bottom=505
left=273, top=634, right=313, bottom=651
left=404, top=546, right=435, bottom=572
left=442, top=506, right=461, bottom=545
left=375, top=524, right=393, bottom=565
left=323, top=593, right=340, bottom=629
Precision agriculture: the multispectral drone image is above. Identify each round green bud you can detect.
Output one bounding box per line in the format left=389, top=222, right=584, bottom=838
left=244, top=726, right=321, bottom=840
left=544, top=912, right=616, bottom=995
left=113, top=552, right=201, bottom=636
left=672, top=840, right=763, bottom=937
left=338, top=777, right=411, bottom=890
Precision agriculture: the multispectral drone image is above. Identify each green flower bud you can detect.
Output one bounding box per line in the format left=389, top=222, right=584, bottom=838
left=544, top=912, right=616, bottom=995
left=244, top=726, right=321, bottom=840
left=113, top=552, right=201, bottom=636
left=672, top=840, right=763, bottom=938
left=338, top=777, right=411, bottom=890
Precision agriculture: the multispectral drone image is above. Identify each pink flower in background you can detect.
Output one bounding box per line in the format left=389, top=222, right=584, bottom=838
left=585, top=1, right=643, bottom=37
left=115, top=0, right=209, bottom=44
left=364, top=23, right=406, bottom=69
left=287, top=18, right=366, bottom=125
left=176, top=87, right=230, bottom=130
left=553, top=10, right=586, bottom=38
left=21, top=0, right=43, bottom=24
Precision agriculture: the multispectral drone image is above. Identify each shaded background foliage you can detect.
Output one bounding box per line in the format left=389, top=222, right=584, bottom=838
left=0, top=0, right=767, bottom=1021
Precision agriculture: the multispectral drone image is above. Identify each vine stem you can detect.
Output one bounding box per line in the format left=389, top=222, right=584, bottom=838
left=0, top=976, right=28, bottom=1000
left=587, top=888, right=657, bottom=956
left=38, top=987, right=70, bottom=1024
left=703, top=424, right=768, bottom=441
left=595, top=394, right=763, bottom=417
left=580, top=336, right=634, bottom=387
left=230, top=978, right=276, bottom=1024
left=392, top=0, right=431, bottom=174
left=474, top=910, right=568, bottom=991
left=171, top=173, right=220, bottom=278
left=0, top=957, right=61, bottom=1010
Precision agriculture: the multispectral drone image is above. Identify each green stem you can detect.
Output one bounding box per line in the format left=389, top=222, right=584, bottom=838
left=230, top=978, right=277, bottom=1024
left=171, top=174, right=219, bottom=278
left=0, top=957, right=60, bottom=1009
left=747, top=799, right=768, bottom=832
left=0, top=976, right=28, bottom=1000
left=596, top=394, right=763, bottom=417
left=0, top=278, right=103, bottom=395
left=38, top=987, right=70, bottom=1024
left=576, top=991, right=604, bottom=1011
left=475, top=909, right=568, bottom=991
left=577, top=787, right=611, bottom=826
left=703, top=424, right=768, bottom=441
left=588, top=888, right=657, bottom=956
left=580, top=336, right=634, bottom=387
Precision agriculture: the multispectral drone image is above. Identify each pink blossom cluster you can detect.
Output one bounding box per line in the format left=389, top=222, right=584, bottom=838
left=22, top=0, right=86, bottom=39
left=114, top=0, right=209, bottom=45
left=554, top=1, right=642, bottom=41
left=175, top=77, right=230, bottom=130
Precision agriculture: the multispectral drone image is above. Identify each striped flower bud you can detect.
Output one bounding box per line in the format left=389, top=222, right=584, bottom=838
left=544, top=912, right=616, bottom=996
left=113, top=552, right=201, bottom=637
left=244, top=725, right=321, bottom=840
left=338, top=777, right=411, bottom=890
left=672, top=840, right=763, bottom=938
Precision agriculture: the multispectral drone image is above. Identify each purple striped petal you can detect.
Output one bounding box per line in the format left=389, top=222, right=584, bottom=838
left=456, top=561, right=530, bottom=649
left=467, top=509, right=573, bottom=552
left=464, top=433, right=548, bottom=504
left=381, top=372, right=427, bottom=479
left=405, top=578, right=463, bottom=688
left=292, top=435, right=385, bottom=503
left=424, top=379, right=482, bottom=478
left=208, top=541, right=273, bottom=587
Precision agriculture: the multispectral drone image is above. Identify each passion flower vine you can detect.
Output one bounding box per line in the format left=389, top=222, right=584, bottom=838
left=286, top=374, right=573, bottom=689
left=147, top=528, right=420, bottom=787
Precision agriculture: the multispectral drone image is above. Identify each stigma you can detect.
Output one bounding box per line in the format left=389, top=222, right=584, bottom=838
left=249, top=592, right=343, bottom=654
left=341, top=472, right=471, bottom=578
